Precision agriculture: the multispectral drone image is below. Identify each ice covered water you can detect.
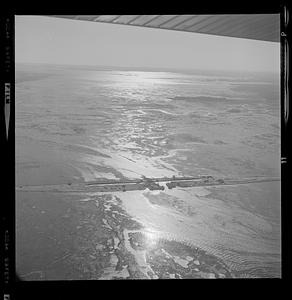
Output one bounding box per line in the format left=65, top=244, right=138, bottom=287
left=16, top=63, right=281, bottom=278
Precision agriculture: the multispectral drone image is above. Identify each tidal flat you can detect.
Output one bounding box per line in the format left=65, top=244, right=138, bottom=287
left=16, top=63, right=281, bottom=278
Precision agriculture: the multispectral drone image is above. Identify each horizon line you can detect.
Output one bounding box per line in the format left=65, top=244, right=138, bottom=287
left=15, top=61, right=280, bottom=74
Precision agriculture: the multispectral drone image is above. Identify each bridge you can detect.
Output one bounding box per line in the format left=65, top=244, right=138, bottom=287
left=16, top=175, right=280, bottom=193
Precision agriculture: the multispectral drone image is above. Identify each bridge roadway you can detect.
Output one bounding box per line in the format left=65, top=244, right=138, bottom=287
left=16, top=176, right=280, bottom=193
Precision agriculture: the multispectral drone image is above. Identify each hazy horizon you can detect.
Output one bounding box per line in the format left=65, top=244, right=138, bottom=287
left=16, top=15, right=280, bottom=74
left=15, top=61, right=280, bottom=76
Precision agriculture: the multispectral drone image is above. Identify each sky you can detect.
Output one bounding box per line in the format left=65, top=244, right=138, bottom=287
left=15, top=15, right=280, bottom=73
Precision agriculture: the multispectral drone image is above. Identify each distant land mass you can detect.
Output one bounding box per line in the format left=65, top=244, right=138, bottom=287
left=16, top=61, right=279, bottom=80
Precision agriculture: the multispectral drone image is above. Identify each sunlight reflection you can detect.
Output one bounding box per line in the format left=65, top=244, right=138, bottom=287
left=143, top=229, right=160, bottom=249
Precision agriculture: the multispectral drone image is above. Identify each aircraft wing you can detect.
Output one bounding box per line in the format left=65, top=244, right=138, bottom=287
left=47, top=14, right=280, bottom=42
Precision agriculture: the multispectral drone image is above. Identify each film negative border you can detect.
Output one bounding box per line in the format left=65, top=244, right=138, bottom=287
left=1, top=15, right=15, bottom=300
left=280, top=3, right=291, bottom=281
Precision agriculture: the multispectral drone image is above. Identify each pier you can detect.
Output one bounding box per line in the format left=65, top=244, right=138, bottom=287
left=16, top=175, right=280, bottom=193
